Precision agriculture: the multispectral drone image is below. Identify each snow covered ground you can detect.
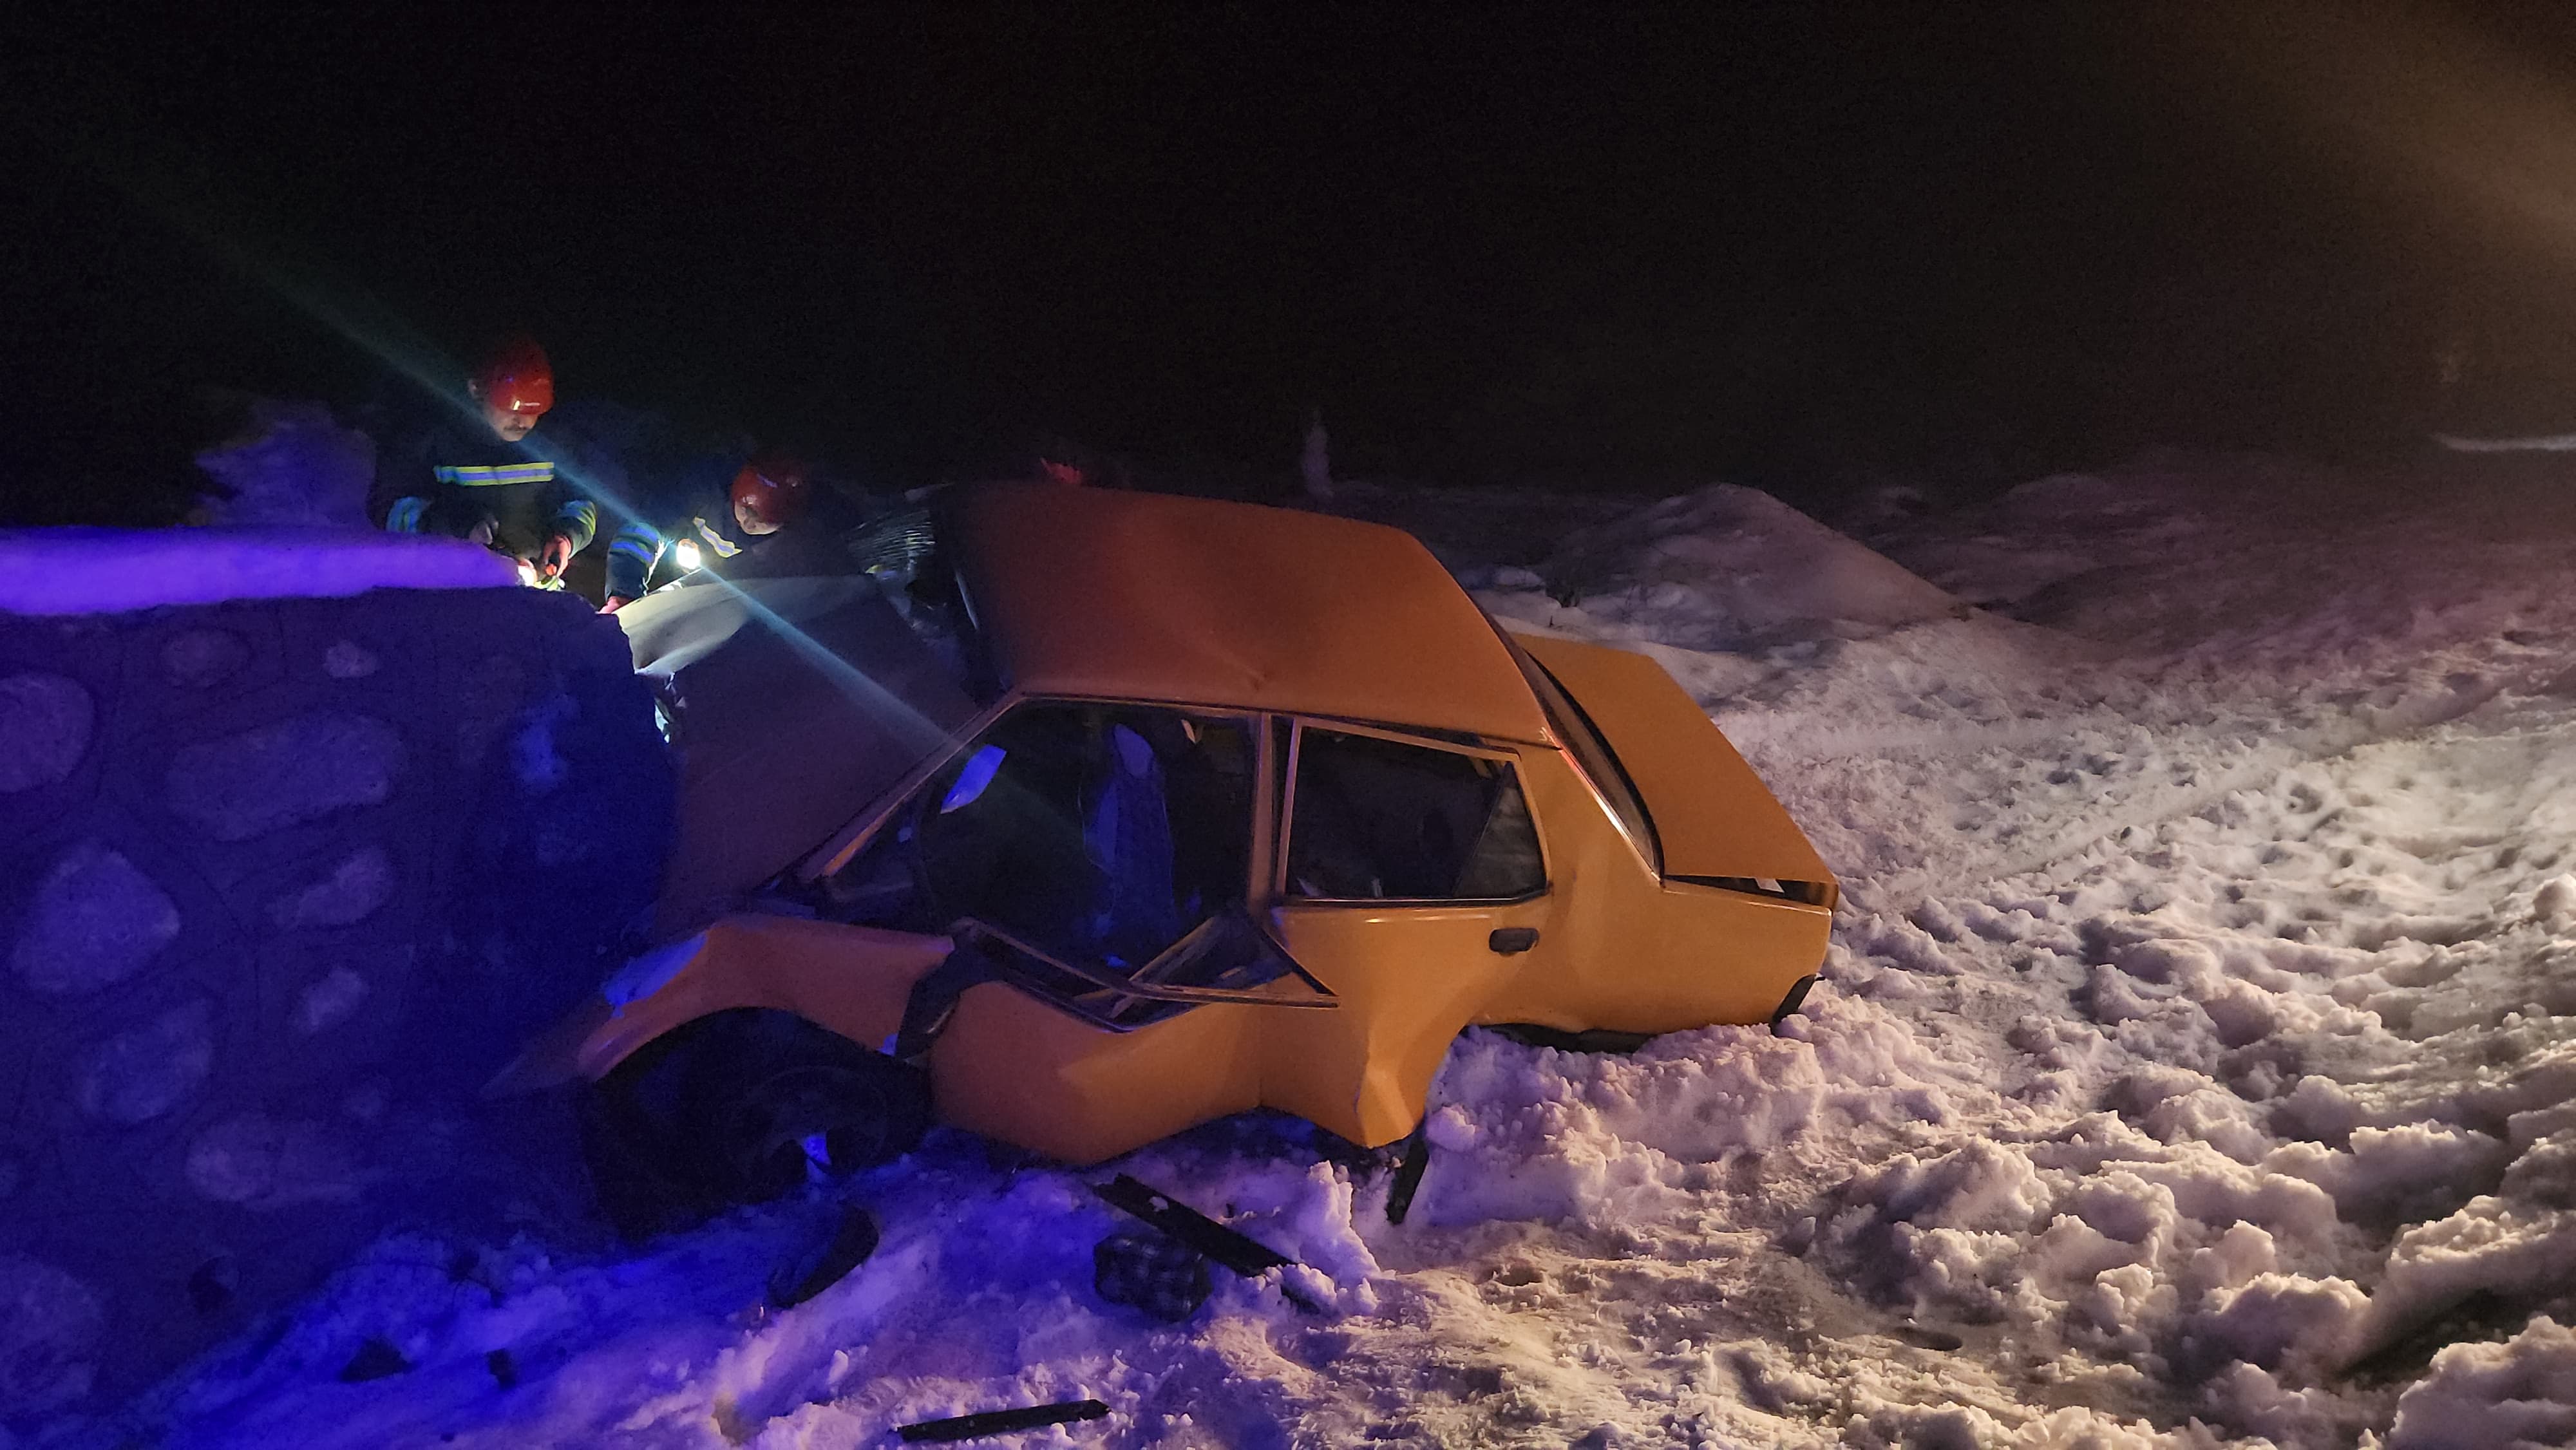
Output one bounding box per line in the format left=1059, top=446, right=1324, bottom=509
left=96, top=453, right=2576, bottom=1447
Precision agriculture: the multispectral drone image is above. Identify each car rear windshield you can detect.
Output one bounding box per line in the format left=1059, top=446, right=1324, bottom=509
left=1506, top=637, right=1661, bottom=875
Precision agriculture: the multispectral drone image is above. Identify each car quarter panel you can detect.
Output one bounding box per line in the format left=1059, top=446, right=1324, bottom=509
left=1512, top=632, right=1835, bottom=895
left=1474, top=745, right=1832, bottom=1033
left=1264, top=899, right=1553, bottom=1147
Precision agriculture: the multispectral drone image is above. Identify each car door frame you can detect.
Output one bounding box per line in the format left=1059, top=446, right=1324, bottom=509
left=1253, top=713, right=1569, bottom=1145
left=863, top=693, right=1337, bottom=1160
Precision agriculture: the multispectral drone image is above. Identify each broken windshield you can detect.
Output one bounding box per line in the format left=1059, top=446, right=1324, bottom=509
left=808, top=700, right=1331, bottom=1025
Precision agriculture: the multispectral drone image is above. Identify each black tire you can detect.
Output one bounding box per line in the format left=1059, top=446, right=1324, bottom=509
left=1488, top=1022, right=1656, bottom=1054
left=578, top=1070, right=720, bottom=1241
left=579, top=1010, right=931, bottom=1239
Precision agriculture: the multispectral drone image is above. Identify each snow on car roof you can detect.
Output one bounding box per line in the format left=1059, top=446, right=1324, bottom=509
left=949, top=484, right=1552, bottom=744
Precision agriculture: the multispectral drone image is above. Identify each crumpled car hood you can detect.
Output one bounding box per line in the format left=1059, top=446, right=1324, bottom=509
left=620, top=575, right=976, bottom=933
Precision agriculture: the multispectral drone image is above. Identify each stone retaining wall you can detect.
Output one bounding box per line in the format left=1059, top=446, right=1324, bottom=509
left=0, top=587, right=671, bottom=1432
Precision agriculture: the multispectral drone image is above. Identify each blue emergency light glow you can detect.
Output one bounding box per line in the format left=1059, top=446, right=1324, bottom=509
left=941, top=745, right=1008, bottom=813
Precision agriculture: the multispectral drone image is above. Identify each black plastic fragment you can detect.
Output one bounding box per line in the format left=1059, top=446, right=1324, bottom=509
left=768, top=1206, right=881, bottom=1310
left=1769, top=974, right=1818, bottom=1033
left=1094, top=1229, right=1212, bottom=1323
left=1093, top=1174, right=1323, bottom=1312
left=1094, top=1176, right=1288, bottom=1276
left=1891, top=1323, right=1964, bottom=1352
left=897, top=1398, right=1111, bottom=1442
left=1385, top=1116, right=1432, bottom=1225
left=337, top=1337, right=412, bottom=1383
left=893, top=941, right=1001, bottom=1066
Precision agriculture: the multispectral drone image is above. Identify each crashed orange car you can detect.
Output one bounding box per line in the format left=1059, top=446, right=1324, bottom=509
left=495, top=483, right=1836, bottom=1222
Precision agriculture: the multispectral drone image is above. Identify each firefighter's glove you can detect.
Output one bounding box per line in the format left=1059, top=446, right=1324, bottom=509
left=537, top=533, right=574, bottom=582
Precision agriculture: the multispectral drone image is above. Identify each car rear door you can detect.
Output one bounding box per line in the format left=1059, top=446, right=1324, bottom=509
left=1258, top=719, right=1568, bottom=1147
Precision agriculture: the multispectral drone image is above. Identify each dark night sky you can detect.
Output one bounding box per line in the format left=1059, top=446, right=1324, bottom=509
left=10, top=5, right=2576, bottom=525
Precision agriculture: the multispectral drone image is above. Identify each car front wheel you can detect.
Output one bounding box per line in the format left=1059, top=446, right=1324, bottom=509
left=581, top=1010, right=931, bottom=1239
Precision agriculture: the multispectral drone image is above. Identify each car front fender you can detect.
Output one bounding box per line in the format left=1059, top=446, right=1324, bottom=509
left=484, top=914, right=955, bottom=1095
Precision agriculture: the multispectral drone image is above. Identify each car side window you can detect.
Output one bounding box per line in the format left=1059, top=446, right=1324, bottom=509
left=848, top=702, right=1253, bottom=968
left=1284, top=726, right=1544, bottom=901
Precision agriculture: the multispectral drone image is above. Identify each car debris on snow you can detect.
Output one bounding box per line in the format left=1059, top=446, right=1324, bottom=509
left=1094, top=1173, right=1321, bottom=1314
left=896, top=1397, right=1111, bottom=1443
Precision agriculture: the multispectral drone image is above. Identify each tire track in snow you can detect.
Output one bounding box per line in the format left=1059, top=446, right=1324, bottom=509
left=1845, top=667, right=2523, bottom=914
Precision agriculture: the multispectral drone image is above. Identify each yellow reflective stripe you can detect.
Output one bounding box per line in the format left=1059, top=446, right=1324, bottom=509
left=693, top=516, right=743, bottom=558
left=433, top=462, right=556, bottom=485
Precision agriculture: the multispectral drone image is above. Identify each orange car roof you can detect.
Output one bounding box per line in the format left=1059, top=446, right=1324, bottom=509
left=951, top=484, right=1552, bottom=744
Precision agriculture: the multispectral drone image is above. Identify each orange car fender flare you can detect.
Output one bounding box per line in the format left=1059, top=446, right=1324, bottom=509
left=484, top=919, right=956, bottom=1096
left=481, top=968, right=806, bottom=1097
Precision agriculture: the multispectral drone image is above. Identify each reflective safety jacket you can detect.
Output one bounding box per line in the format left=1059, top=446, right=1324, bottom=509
left=603, top=452, right=755, bottom=601
left=370, top=420, right=599, bottom=562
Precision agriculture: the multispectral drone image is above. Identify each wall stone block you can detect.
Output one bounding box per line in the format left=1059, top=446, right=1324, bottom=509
left=0, top=672, right=91, bottom=793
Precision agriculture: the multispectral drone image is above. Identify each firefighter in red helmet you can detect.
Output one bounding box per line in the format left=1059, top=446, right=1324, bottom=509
left=369, top=334, right=597, bottom=583
left=472, top=335, right=553, bottom=442
left=601, top=449, right=833, bottom=610
left=728, top=453, right=811, bottom=536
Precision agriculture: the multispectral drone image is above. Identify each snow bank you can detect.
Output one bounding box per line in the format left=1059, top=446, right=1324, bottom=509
left=1507, top=482, right=1969, bottom=650
left=0, top=528, right=516, bottom=616
left=1419, top=990, right=1969, bottom=1231
left=191, top=399, right=375, bottom=530
left=1473, top=482, right=2090, bottom=905
left=2388, top=1314, right=2576, bottom=1449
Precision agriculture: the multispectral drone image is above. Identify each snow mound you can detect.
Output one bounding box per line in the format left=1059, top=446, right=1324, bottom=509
left=1524, top=483, right=1970, bottom=650
left=1419, top=987, right=1968, bottom=1229
left=2387, top=1315, right=2576, bottom=1449
left=1471, top=482, right=2081, bottom=797
left=0, top=528, right=517, bottom=616
left=1992, top=469, right=2178, bottom=526
left=191, top=400, right=375, bottom=530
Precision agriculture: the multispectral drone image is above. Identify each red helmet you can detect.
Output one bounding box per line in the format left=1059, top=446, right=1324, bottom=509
left=728, top=451, right=811, bottom=529
left=1034, top=433, right=1090, bottom=486
left=473, top=335, right=554, bottom=418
